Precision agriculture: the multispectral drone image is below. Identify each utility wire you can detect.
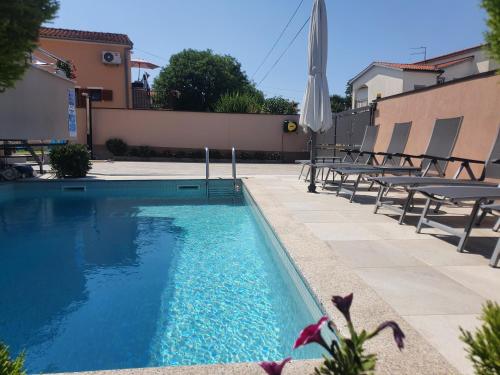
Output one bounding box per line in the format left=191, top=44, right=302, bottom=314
left=257, top=16, right=310, bottom=86
left=251, top=0, right=305, bottom=79
left=132, top=47, right=169, bottom=62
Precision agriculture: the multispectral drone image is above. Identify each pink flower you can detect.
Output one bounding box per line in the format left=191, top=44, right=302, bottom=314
left=293, top=316, right=329, bottom=349
left=332, top=293, right=353, bottom=323
left=374, top=321, right=406, bottom=350
left=258, top=357, right=291, bottom=375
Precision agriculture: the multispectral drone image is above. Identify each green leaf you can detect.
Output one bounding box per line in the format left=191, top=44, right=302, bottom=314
left=460, top=301, right=500, bottom=375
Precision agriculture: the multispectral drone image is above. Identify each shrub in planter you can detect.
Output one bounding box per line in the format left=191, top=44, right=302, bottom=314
left=129, top=146, right=156, bottom=158
left=105, top=138, right=128, bottom=156
left=174, top=150, right=186, bottom=158
left=50, top=144, right=91, bottom=178
left=460, top=301, right=500, bottom=375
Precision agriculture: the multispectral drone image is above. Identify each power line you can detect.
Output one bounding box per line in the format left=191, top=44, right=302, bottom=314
left=132, top=47, right=169, bottom=63
left=261, top=86, right=304, bottom=93
left=251, top=0, right=305, bottom=79
left=257, top=16, right=310, bottom=86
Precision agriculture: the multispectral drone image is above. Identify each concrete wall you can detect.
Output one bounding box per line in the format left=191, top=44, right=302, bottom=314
left=38, top=38, right=131, bottom=109
left=0, top=65, right=75, bottom=140
left=374, top=73, right=500, bottom=178
left=429, top=48, right=499, bottom=76
left=402, top=71, right=439, bottom=91
left=76, top=108, right=308, bottom=160
left=352, top=66, right=404, bottom=106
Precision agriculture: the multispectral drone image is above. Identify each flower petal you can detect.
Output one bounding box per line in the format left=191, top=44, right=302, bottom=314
left=258, top=357, right=292, bottom=375
left=374, top=321, right=406, bottom=350
left=331, top=293, right=353, bottom=322
left=293, top=316, right=328, bottom=349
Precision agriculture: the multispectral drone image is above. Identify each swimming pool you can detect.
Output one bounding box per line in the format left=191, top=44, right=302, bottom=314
left=0, top=180, right=326, bottom=373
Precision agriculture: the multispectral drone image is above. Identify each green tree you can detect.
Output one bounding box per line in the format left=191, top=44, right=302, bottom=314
left=261, top=96, right=298, bottom=114
left=482, top=0, right=500, bottom=67
left=0, top=0, right=59, bottom=92
left=330, top=94, right=350, bottom=113
left=153, top=49, right=262, bottom=111
left=0, top=342, right=26, bottom=375
left=330, top=84, right=353, bottom=113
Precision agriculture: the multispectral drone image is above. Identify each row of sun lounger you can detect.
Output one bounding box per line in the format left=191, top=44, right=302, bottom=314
left=297, top=116, right=500, bottom=267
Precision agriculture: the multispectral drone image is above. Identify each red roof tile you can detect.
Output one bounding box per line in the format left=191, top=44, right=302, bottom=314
left=415, top=44, right=484, bottom=64
left=39, top=27, right=133, bottom=46
left=376, top=62, right=441, bottom=72
left=434, top=56, right=474, bottom=68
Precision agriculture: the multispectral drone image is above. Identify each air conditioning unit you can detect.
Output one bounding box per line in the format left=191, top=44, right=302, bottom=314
left=102, top=51, right=121, bottom=65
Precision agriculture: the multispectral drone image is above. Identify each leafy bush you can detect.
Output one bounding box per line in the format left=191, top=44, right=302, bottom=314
left=129, top=146, right=157, bottom=158
left=259, top=293, right=405, bottom=375
left=105, top=138, right=128, bottom=156
left=214, top=92, right=262, bottom=113
left=49, top=144, right=91, bottom=178
left=261, top=96, right=298, bottom=115
left=460, top=301, right=500, bottom=375
left=1, top=342, right=26, bottom=375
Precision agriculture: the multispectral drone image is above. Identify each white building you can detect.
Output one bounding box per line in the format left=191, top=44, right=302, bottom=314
left=349, top=44, right=499, bottom=108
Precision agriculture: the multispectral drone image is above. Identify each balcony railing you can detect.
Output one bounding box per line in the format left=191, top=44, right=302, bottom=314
left=132, top=87, right=179, bottom=110
left=354, top=99, right=368, bottom=108
left=30, top=47, right=72, bottom=78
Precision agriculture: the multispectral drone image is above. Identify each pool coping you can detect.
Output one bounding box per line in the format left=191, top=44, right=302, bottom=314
left=6, top=176, right=459, bottom=375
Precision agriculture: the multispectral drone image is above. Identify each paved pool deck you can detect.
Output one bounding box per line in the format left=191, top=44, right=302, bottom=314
left=50, top=161, right=499, bottom=375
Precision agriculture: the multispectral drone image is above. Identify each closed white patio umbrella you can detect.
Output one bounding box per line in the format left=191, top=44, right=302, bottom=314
left=299, top=0, right=332, bottom=192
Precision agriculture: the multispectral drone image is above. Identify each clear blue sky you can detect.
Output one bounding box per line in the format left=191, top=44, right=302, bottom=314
left=45, top=0, right=488, bottom=102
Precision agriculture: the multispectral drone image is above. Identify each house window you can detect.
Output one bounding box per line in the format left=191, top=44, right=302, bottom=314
left=75, top=88, right=113, bottom=107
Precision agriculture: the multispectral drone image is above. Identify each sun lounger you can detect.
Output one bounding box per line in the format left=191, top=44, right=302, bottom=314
left=478, top=202, right=500, bottom=267
left=371, top=121, right=500, bottom=223
left=412, top=185, right=500, bottom=266
left=321, top=122, right=413, bottom=200
left=331, top=117, right=464, bottom=203
left=298, top=125, right=379, bottom=181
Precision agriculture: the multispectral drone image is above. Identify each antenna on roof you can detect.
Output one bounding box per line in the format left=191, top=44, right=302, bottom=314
left=410, top=46, right=427, bottom=62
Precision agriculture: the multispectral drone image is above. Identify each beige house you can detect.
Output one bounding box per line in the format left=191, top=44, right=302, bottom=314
left=349, top=44, right=499, bottom=108
left=37, top=27, right=134, bottom=109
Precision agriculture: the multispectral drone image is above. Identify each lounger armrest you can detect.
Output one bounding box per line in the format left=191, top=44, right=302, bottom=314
left=394, top=152, right=422, bottom=159
left=375, top=151, right=396, bottom=156
left=419, top=154, right=453, bottom=161
left=450, top=156, right=484, bottom=164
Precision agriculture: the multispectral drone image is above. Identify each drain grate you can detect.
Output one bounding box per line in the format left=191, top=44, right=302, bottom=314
left=62, top=186, right=86, bottom=192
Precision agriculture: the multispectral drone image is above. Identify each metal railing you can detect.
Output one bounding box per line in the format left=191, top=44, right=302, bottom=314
left=205, top=147, right=210, bottom=197
left=231, top=147, right=237, bottom=190
left=354, top=99, right=369, bottom=108
left=30, top=47, right=70, bottom=77
left=132, top=88, right=179, bottom=110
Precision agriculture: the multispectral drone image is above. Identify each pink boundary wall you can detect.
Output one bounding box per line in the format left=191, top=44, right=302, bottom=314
left=374, top=73, right=500, bottom=179
left=76, top=108, right=308, bottom=158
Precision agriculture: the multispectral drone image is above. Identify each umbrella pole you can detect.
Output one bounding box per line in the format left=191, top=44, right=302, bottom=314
left=308, top=131, right=317, bottom=193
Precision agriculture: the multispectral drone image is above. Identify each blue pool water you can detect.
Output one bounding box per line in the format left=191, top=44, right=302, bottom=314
left=0, top=181, right=324, bottom=373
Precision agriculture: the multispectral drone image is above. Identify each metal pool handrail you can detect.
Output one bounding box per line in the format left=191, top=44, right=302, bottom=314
left=205, top=147, right=210, bottom=180
left=232, top=147, right=237, bottom=187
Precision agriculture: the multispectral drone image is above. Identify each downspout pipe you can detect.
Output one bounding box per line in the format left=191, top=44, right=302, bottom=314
left=124, top=47, right=131, bottom=109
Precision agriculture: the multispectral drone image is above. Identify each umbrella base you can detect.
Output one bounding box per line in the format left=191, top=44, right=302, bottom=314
left=308, top=182, right=317, bottom=193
